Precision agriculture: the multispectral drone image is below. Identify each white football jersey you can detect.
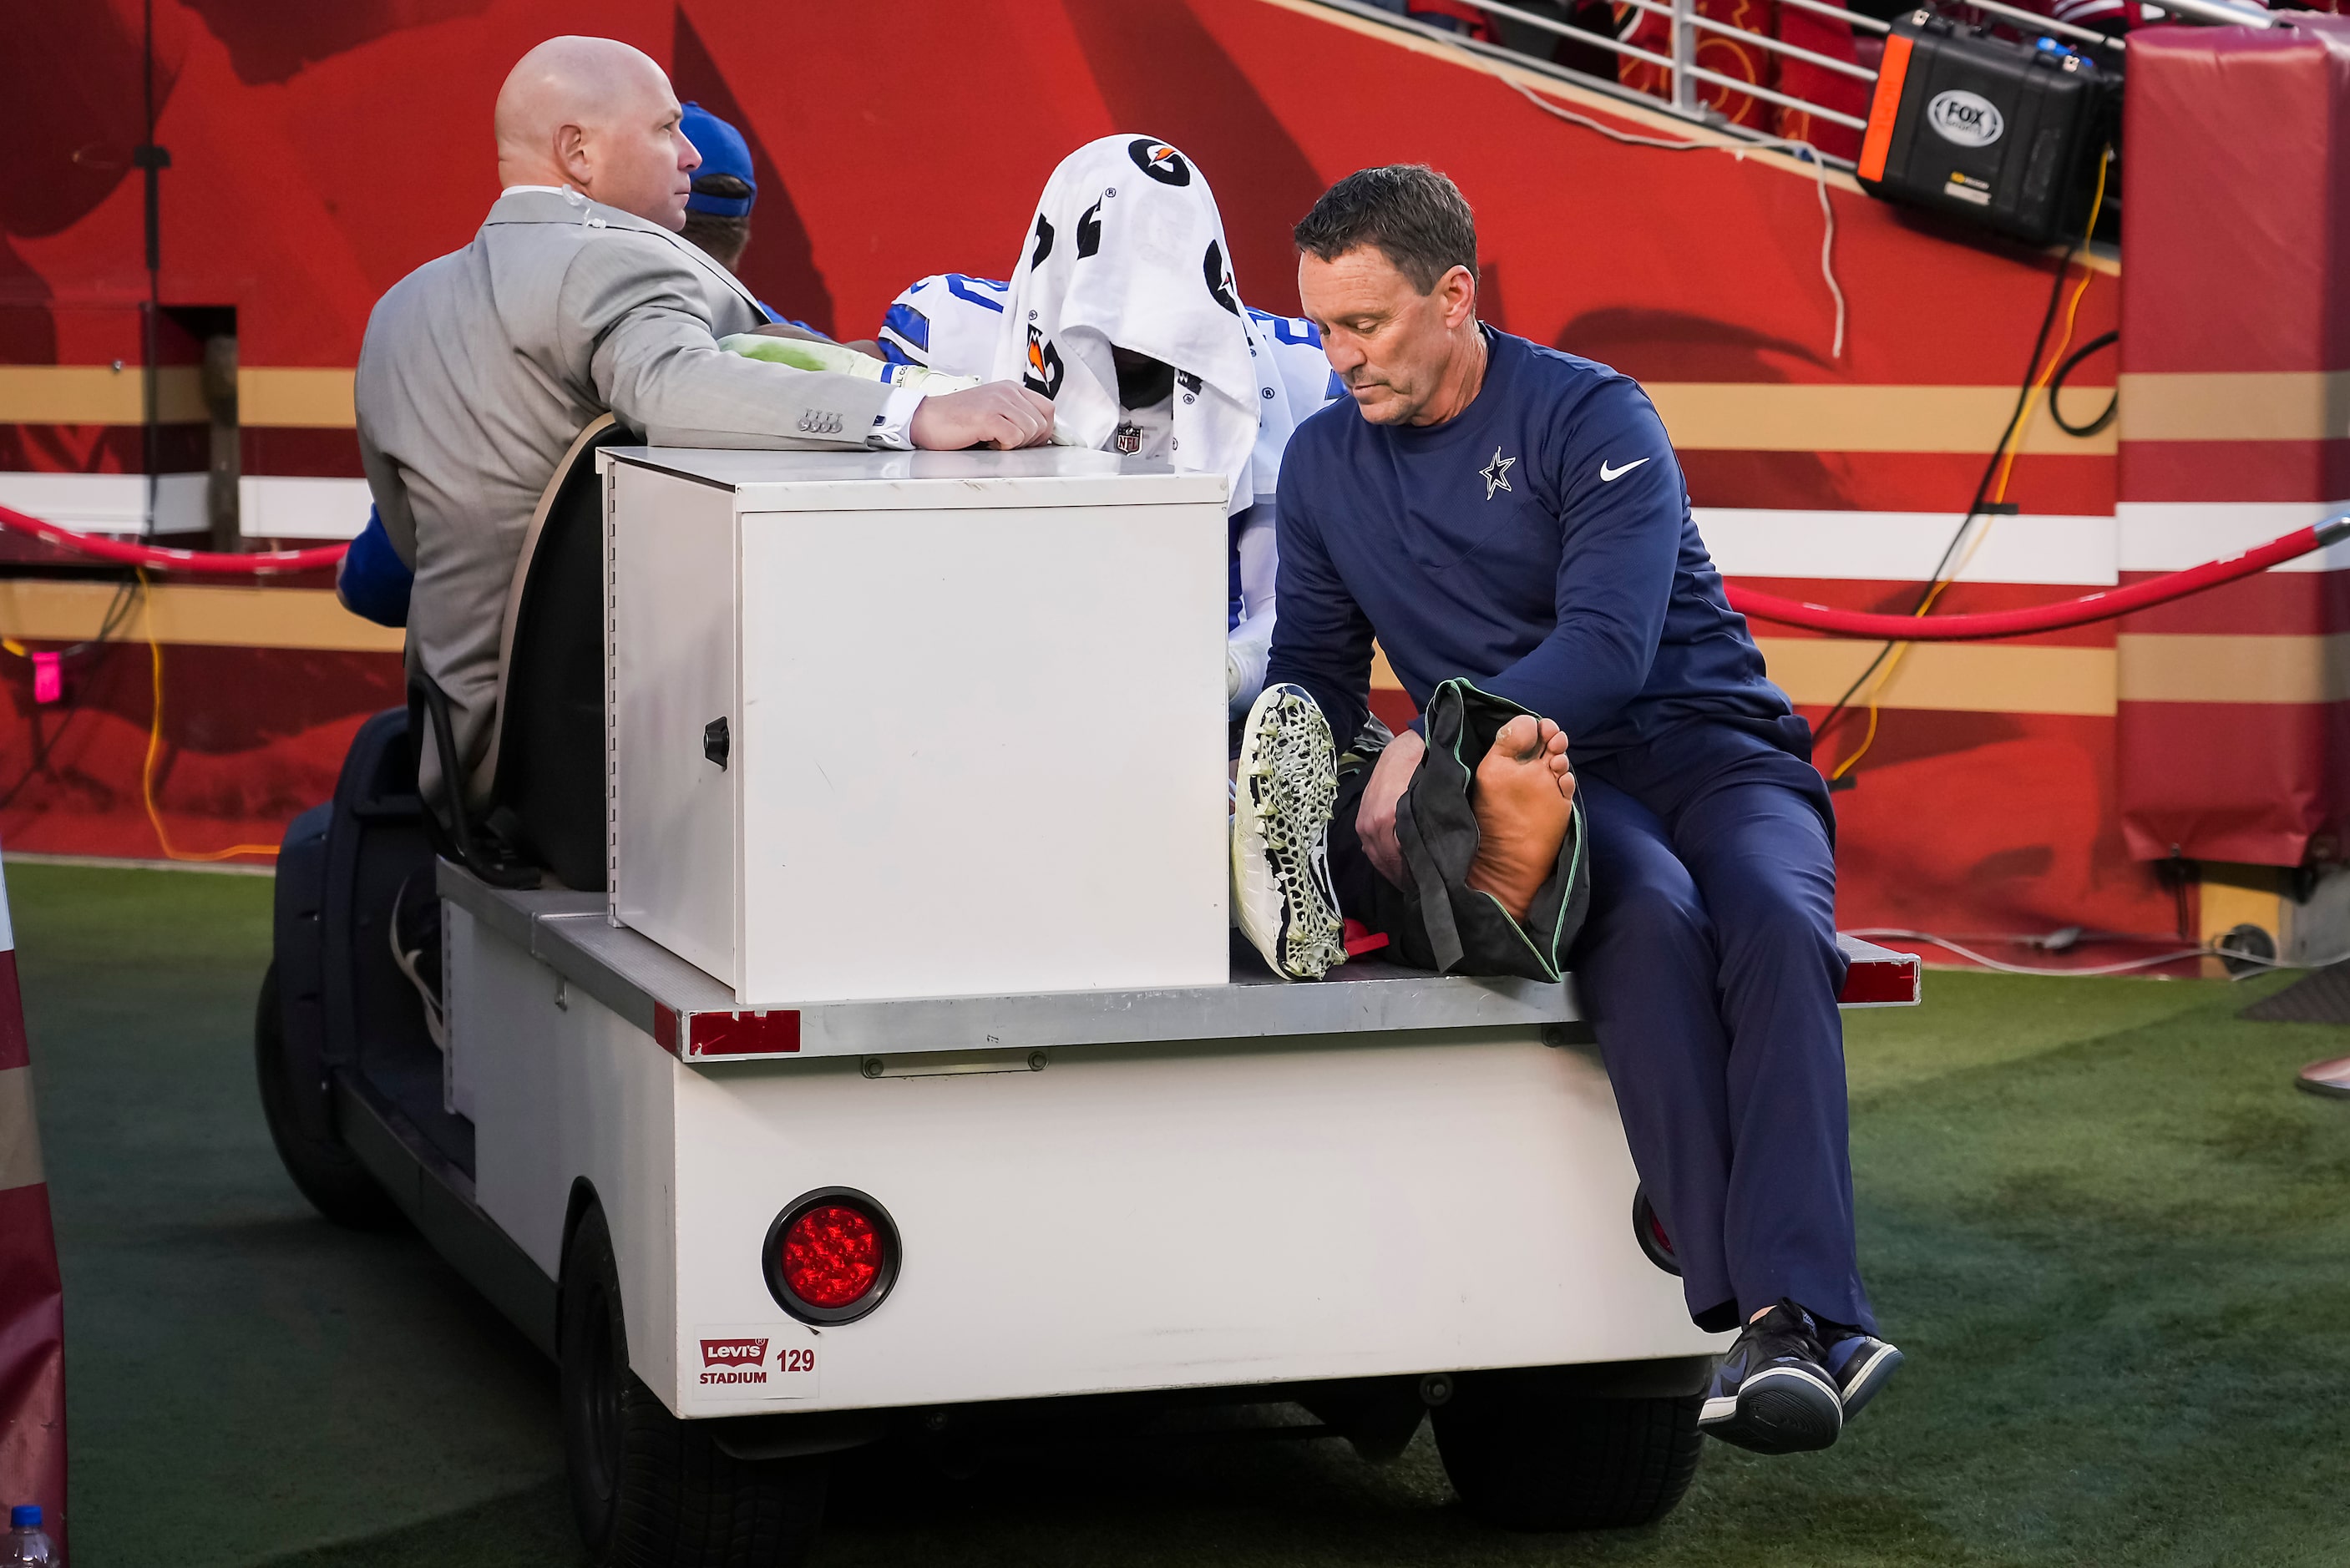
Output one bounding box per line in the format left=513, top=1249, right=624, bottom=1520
left=879, top=276, right=1342, bottom=438
left=877, top=275, right=1013, bottom=374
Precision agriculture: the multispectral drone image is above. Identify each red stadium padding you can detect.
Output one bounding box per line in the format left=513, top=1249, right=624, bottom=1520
left=1729, top=516, right=2350, bottom=640
left=0, top=860, right=65, bottom=1555
left=2114, top=16, right=2350, bottom=870
left=0, top=503, right=347, bottom=576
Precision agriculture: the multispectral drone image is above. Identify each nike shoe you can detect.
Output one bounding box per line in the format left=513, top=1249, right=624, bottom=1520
left=1699, top=1301, right=1843, bottom=1454
left=1232, top=683, right=1346, bottom=981
left=1821, top=1326, right=1904, bottom=1421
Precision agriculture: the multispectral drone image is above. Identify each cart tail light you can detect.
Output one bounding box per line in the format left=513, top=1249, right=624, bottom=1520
left=1632, top=1186, right=1680, bottom=1277
left=764, top=1188, right=900, bottom=1323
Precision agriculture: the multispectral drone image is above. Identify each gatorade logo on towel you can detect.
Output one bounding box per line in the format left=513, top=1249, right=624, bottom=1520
left=1024, top=325, right=1065, bottom=398
left=1203, top=240, right=1240, bottom=316
left=1127, top=138, right=1192, bottom=186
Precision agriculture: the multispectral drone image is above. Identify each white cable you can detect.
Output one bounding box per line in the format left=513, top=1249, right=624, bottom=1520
left=1499, top=74, right=1847, bottom=360
left=1853, top=929, right=2211, bottom=977
left=1850, top=928, right=2350, bottom=980
left=2208, top=947, right=2350, bottom=974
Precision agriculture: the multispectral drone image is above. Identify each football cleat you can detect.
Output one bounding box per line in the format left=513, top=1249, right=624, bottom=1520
left=1232, top=684, right=1346, bottom=981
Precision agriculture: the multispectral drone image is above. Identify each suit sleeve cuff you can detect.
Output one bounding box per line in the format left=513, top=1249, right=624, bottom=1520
left=868, top=382, right=927, bottom=450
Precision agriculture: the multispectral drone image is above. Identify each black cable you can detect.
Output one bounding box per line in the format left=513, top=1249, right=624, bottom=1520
left=7, top=3, right=167, bottom=808
left=0, top=575, right=144, bottom=812
left=1812, top=211, right=2095, bottom=748
left=2048, top=330, right=2119, bottom=438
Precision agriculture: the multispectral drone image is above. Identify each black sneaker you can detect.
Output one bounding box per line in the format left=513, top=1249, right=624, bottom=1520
left=1699, top=1301, right=1843, bottom=1454
left=1821, top=1326, right=1904, bottom=1420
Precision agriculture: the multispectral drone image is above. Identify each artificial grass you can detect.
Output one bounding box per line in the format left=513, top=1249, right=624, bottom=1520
left=9, top=859, right=2349, bottom=1567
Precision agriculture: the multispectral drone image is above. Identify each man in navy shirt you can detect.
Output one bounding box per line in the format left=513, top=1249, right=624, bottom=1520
left=1252, top=165, right=1901, bottom=1455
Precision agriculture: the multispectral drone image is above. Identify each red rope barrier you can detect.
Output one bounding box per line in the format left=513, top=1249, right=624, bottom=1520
left=0, top=503, right=348, bottom=575
left=1728, top=515, right=2350, bottom=641
left=2, top=500, right=2342, bottom=638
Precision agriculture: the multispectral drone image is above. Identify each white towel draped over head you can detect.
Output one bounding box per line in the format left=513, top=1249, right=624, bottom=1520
left=989, top=134, right=1297, bottom=518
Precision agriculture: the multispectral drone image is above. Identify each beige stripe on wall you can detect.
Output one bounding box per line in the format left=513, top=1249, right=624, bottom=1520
left=1759, top=638, right=2117, bottom=716
left=0, top=366, right=355, bottom=428
left=0, top=580, right=402, bottom=654
left=236, top=367, right=358, bottom=429
left=1375, top=639, right=2120, bottom=717
left=0, top=366, right=206, bottom=425
left=2116, top=632, right=2350, bottom=704
left=2118, top=371, right=2350, bottom=444
left=1, top=367, right=2122, bottom=453
left=1648, top=383, right=2114, bottom=456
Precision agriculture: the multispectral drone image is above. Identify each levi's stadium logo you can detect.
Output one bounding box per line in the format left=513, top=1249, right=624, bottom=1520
left=701, top=1338, right=767, bottom=1368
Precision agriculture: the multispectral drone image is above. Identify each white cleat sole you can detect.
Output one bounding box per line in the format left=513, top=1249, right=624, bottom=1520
left=1232, top=685, right=1345, bottom=981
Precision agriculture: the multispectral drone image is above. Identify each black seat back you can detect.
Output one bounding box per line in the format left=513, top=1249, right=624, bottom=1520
left=486, top=417, right=633, bottom=891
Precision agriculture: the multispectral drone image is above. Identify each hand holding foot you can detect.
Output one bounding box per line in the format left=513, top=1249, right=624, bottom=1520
left=1462, top=715, right=1575, bottom=922
left=1355, top=727, right=1425, bottom=888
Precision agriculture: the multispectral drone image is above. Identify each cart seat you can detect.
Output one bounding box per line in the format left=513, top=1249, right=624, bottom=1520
left=414, top=414, right=632, bottom=891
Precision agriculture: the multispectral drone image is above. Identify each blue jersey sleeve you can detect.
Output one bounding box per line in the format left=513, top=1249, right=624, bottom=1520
left=337, top=504, right=414, bottom=629
left=880, top=275, right=1009, bottom=374
left=878, top=299, right=931, bottom=367
left=1481, top=379, right=1683, bottom=741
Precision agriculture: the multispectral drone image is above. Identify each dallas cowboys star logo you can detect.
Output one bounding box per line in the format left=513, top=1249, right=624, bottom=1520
left=1480, top=448, right=1515, bottom=501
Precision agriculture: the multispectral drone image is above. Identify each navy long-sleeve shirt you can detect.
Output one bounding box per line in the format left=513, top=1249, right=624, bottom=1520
left=1266, top=328, right=1791, bottom=761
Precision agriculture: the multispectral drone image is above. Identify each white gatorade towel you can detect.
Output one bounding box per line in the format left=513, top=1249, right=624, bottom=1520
left=988, top=134, right=1300, bottom=515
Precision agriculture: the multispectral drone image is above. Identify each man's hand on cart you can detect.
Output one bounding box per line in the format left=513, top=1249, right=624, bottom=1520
left=912, top=383, right=1057, bottom=451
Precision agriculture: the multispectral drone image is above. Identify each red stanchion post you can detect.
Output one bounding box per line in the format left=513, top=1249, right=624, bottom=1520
left=0, top=854, right=66, bottom=1557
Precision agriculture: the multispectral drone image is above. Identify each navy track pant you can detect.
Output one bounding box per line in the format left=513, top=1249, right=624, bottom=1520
left=1327, top=716, right=1873, bottom=1333
left=1573, top=719, right=1873, bottom=1333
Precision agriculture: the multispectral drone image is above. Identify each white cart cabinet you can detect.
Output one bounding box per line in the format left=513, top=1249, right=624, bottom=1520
left=603, top=447, right=1232, bottom=1007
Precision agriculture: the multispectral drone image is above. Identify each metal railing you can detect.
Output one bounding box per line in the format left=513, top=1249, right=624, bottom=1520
left=1326, top=0, right=2282, bottom=168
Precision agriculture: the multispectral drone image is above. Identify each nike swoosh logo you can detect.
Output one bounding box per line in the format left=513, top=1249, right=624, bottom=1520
left=1599, top=458, right=1649, bottom=482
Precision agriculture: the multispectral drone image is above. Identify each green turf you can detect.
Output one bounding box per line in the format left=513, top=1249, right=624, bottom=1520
left=10, top=858, right=2350, bottom=1567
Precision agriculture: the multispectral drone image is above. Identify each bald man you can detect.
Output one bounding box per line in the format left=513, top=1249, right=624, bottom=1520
left=358, top=37, right=1053, bottom=817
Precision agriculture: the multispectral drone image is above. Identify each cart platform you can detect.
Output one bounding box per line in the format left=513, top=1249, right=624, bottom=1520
left=440, top=861, right=1917, bottom=1065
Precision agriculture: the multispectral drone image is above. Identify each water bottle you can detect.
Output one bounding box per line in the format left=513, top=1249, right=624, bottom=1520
left=0, top=1505, right=54, bottom=1565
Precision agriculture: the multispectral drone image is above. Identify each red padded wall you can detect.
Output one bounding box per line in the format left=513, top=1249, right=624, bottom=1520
left=2116, top=17, right=2350, bottom=867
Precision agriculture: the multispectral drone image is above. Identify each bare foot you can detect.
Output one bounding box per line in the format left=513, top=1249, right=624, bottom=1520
left=1463, top=715, right=1576, bottom=922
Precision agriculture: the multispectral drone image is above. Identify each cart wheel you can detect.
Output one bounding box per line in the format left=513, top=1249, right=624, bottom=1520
left=561, top=1199, right=828, bottom=1567
left=254, top=962, right=400, bottom=1230
left=1431, top=1367, right=1703, bottom=1530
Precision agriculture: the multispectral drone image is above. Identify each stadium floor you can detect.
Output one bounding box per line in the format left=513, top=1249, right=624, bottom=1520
left=13, top=859, right=2350, bottom=1568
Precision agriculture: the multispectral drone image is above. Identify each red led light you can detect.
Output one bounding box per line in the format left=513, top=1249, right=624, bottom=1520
left=780, top=1203, right=884, bottom=1308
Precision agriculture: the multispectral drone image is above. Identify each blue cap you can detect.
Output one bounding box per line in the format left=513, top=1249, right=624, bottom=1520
left=10, top=1506, right=37, bottom=1528
left=681, top=103, right=755, bottom=217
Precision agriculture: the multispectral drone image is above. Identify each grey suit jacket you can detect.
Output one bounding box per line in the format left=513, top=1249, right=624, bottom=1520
left=356, top=187, right=891, bottom=810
